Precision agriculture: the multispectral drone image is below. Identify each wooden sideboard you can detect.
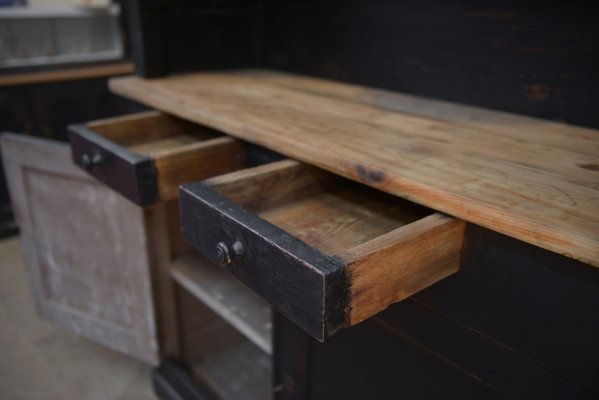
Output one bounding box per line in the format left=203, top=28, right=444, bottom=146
left=16, top=66, right=586, bottom=399
left=4, top=1, right=598, bottom=398
left=5, top=69, right=598, bottom=399
left=108, top=71, right=599, bottom=400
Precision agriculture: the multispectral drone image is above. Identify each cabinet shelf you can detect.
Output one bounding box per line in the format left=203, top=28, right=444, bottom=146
left=171, top=252, right=272, bottom=355
left=192, top=340, right=271, bottom=400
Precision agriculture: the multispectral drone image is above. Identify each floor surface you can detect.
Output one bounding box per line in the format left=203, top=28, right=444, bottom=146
left=0, top=236, right=156, bottom=400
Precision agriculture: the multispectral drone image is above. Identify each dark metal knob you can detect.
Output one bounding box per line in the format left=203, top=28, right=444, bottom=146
left=81, top=151, right=104, bottom=171
left=215, top=241, right=243, bottom=266
left=215, top=242, right=231, bottom=266
left=81, top=153, right=92, bottom=170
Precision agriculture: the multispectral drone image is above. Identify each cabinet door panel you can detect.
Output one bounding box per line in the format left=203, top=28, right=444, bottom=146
left=1, top=134, right=159, bottom=364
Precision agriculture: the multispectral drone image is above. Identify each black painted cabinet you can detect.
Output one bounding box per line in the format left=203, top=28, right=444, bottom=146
left=273, top=226, right=599, bottom=399
left=116, top=2, right=599, bottom=399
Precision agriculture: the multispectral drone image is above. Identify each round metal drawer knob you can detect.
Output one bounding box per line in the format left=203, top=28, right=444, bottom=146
left=215, top=241, right=243, bottom=266
left=81, top=152, right=104, bottom=171
left=216, top=242, right=232, bottom=266
left=81, top=153, right=92, bottom=170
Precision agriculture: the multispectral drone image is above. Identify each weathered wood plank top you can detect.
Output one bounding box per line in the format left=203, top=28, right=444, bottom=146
left=109, top=70, right=599, bottom=267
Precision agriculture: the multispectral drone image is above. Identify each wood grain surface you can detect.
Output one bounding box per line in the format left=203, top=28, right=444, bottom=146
left=110, top=71, right=599, bottom=267
left=341, top=214, right=465, bottom=325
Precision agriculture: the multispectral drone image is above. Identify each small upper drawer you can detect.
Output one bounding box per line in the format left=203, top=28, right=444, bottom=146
left=69, top=111, right=246, bottom=206
left=180, top=160, right=466, bottom=341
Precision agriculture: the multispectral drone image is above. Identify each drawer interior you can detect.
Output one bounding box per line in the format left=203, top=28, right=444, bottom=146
left=260, top=183, right=429, bottom=257
left=187, top=159, right=465, bottom=340
left=71, top=110, right=252, bottom=205
left=205, top=159, right=432, bottom=258
left=87, top=111, right=221, bottom=157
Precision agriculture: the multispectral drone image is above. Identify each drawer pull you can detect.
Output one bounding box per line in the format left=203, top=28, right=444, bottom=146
left=81, top=151, right=104, bottom=171
left=215, top=241, right=244, bottom=266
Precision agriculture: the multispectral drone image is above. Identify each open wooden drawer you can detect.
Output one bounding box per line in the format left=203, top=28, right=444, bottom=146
left=180, top=159, right=466, bottom=341
left=69, top=110, right=246, bottom=206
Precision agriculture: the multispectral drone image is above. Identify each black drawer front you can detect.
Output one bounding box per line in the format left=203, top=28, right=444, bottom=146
left=69, top=124, right=157, bottom=206
left=179, top=182, right=348, bottom=341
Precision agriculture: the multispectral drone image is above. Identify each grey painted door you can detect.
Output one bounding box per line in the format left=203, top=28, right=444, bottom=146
left=1, top=134, right=159, bottom=364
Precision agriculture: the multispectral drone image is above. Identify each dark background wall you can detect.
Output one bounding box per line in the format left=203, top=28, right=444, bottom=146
left=0, top=77, right=144, bottom=238
left=1, top=2, right=596, bottom=397
left=125, top=5, right=599, bottom=396
left=0, top=0, right=141, bottom=238
left=261, top=0, right=599, bottom=129
left=130, top=0, right=599, bottom=129
left=3, top=0, right=598, bottom=235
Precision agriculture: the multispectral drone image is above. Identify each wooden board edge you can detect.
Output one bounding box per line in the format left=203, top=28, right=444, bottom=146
left=203, top=158, right=337, bottom=213
left=143, top=202, right=182, bottom=360
left=341, top=214, right=466, bottom=325
left=85, top=109, right=164, bottom=129
left=0, top=62, right=134, bottom=87
left=154, top=137, right=247, bottom=202
left=203, top=158, right=301, bottom=189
